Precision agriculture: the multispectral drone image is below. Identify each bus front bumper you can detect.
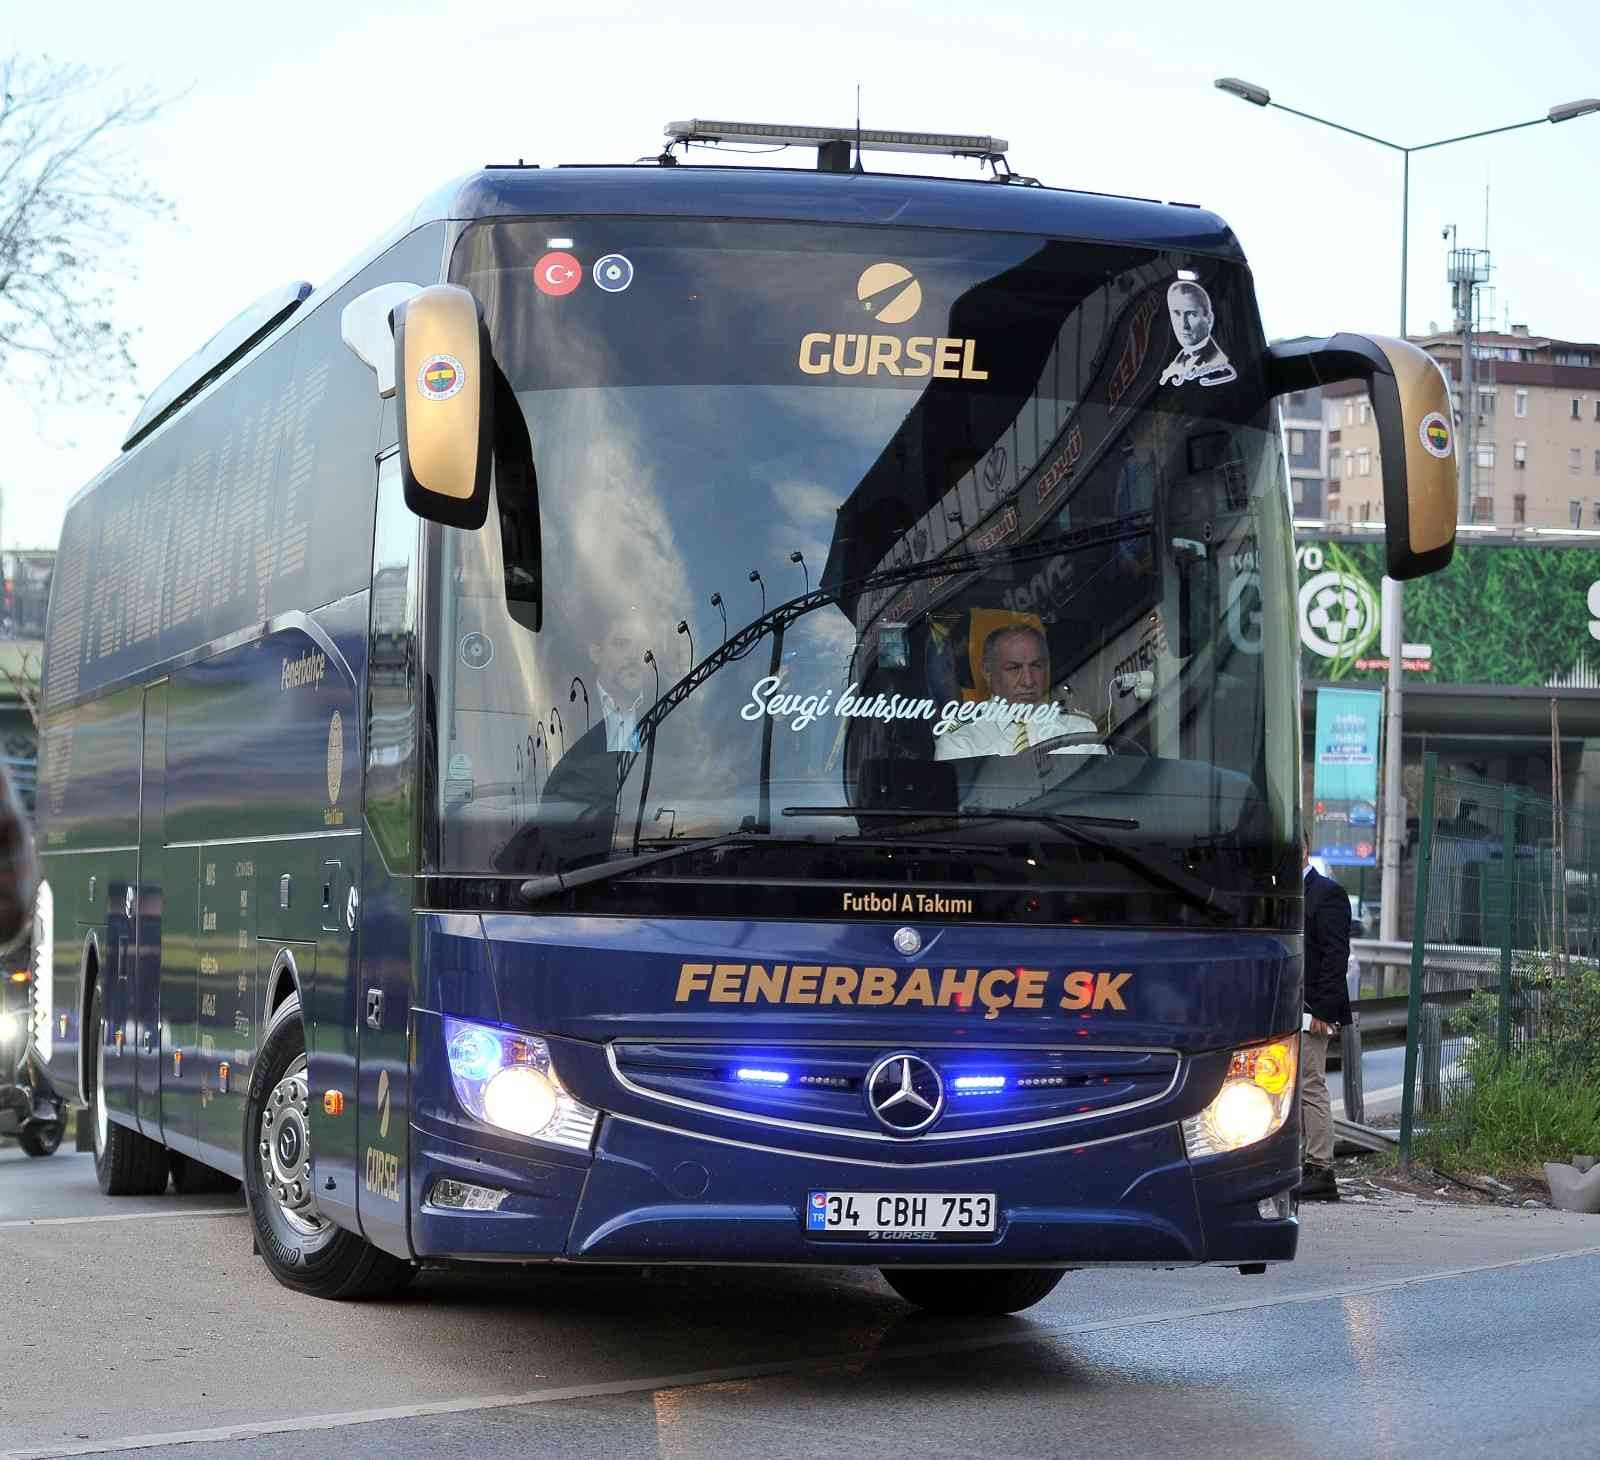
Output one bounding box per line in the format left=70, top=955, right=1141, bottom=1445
left=408, top=1114, right=1299, bottom=1268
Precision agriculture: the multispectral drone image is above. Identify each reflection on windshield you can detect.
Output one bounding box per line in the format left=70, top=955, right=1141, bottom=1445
left=429, top=221, right=1298, bottom=909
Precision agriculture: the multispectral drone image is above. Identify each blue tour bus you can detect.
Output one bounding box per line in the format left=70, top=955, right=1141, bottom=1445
left=35, top=121, right=1457, bottom=1311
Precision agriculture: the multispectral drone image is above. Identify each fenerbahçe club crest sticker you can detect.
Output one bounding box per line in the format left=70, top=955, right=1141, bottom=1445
left=418, top=353, right=464, bottom=401
left=1419, top=410, right=1453, bottom=459
left=327, top=710, right=343, bottom=807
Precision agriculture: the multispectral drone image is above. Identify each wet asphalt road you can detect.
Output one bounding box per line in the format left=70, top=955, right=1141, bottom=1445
left=4, top=1145, right=1599, bottom=1459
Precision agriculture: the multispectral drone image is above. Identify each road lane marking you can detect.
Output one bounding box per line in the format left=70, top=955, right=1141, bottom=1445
left=7, top=1242, right=1600, bottom=1459
left=0, top=1207, right=242, bottom=1230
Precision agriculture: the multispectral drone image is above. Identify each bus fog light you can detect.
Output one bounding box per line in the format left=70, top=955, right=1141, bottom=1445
left=429, top=1178, right=509, bottom=1211
left=444, top=1017, right=600, bottom=1151
left=1182, top=1037, right=1298, bottom=1159
left=1258, top=1190, right=1295, bottom=1220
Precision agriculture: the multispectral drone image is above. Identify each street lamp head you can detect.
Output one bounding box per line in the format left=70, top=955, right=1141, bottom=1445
left=1215, top=77, right=1270, bottom=108
left=1549, top=98, right=1600, bottom=124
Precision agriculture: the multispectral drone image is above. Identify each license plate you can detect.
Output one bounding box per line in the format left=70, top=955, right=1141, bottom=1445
left=806, top=1190, right=997, bottom=1236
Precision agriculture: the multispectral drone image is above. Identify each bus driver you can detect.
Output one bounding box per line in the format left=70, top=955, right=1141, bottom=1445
left=933, top=623, right=1102, bottom=761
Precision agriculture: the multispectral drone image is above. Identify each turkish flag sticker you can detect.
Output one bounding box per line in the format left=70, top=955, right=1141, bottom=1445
left=533, top=251, right=582, bottom=296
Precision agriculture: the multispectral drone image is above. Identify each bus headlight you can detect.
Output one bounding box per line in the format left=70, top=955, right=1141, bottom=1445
left=0, top=1011, right=19, bottom=1045
left=1182, top=1038, right=1298, bottom=1158
left=444, top=1017, right=599, bottom=1151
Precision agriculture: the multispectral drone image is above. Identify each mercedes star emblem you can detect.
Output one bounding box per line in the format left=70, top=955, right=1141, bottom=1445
left=893, top=926, right=922, bottom=956
left=865, top=1052, right=944, bottom=1135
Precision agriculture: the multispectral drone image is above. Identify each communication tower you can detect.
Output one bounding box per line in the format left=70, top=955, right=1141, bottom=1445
left=1445, top=225, right=1493, bottom=521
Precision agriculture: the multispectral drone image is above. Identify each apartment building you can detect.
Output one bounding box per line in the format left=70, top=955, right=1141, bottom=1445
left=1280, top=386, right=1326, bottom=517
left=1322, top=326, right=1600, bottom=527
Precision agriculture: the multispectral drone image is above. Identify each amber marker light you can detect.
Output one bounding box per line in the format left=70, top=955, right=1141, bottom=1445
left=323, top=1090, right=346, bottom=1116
left=8, top=969, right=29, bottom=983
left=1229, top=1039, right=1294, bottom=1096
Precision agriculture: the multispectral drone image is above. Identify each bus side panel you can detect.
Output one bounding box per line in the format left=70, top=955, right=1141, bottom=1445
left=160, top=846, right=201, bottom=1153
left=193, top=840, right=258, bottom=1170
left=35, top=688, right=141, bottom=1108
left=134, top=683, right=167, bottom=1139
left=166, top=607, right=366, bottom=1177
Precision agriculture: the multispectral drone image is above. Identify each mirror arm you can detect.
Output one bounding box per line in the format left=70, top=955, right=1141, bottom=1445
left=340, top=282, right=425, bottom=396
left=1265, top=333, right=1395, bottom=395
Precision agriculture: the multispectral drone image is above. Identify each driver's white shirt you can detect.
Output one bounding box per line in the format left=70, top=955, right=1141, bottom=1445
left=933, top=707, right=1104, bottom=762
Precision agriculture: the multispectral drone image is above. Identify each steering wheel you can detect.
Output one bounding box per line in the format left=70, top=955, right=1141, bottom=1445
left=1029, top=729, right=1149, bottom=758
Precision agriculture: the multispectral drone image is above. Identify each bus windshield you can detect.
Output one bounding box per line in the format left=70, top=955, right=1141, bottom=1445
left=432, top=217, right=1299, bottom=923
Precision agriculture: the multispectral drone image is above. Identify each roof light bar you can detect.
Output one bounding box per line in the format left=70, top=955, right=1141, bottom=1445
left=665, top=118, right=1009, bottom=159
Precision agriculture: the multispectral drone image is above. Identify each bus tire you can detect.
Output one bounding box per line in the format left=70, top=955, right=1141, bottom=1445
left=89, top=982, right=171, bottom=1196
left=18, top=1113, right=68, bottom=1157
left=169, top=1151, right=242, bottom=1196
left=879, top=1267, right=1066, bottom=1315
left=243, top=996, right=415, bottom=1301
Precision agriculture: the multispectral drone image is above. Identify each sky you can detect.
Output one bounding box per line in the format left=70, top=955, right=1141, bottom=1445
left=3, top=0, right=1597, bottom=551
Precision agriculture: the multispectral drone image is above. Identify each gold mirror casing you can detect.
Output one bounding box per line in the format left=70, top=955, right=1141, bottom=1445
left=1266, top=332, right=1457, bottom=581
left=394, top=284, right=493, bottom=529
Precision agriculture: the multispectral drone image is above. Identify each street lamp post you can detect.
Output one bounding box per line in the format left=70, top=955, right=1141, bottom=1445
left=1216, top=80, right=1600, bottom=947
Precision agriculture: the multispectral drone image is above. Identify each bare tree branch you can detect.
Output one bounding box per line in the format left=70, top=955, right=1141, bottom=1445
left=0, top=648, right=41, bottom=729
left=0, top=53, right=177, bottom=406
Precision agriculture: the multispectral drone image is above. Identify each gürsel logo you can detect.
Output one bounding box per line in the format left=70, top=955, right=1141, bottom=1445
left=797, top=261, right=988, bottom=381
left=856, top=262, right=923, bottom=324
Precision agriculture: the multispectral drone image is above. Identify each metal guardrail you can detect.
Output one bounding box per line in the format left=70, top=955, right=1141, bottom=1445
left=1335, top=938, right=1512, bottom=1098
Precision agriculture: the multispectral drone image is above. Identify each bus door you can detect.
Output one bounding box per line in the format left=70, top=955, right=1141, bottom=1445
left=354, top=456, right=417, bottom=1258
left=134, top=681, right=167, bottom=1138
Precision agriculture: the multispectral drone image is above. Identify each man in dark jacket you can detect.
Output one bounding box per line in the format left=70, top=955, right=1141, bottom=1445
left=1300, top=833, right=1353, bottom=1201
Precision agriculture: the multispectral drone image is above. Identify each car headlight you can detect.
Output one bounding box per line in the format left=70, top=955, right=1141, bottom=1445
left=1182, top=1037, right=1298, bottom=1158
left=444, top=1017, right=599, bottom=1151
left=0, top=1011, right=18, bottom=1045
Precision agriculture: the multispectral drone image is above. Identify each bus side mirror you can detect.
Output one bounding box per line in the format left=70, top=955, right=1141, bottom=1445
left=392, top=285, right=494, bottom=530
left=1266, top=333, right=1457, bottom=580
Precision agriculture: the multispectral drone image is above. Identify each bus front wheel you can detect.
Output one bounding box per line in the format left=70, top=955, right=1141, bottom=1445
left=243, top=996, right=415, bottom=1301
left=879, top=1267, right=1066, bottom=1315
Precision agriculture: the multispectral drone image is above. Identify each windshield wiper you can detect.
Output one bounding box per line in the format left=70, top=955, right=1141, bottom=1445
left=781, top=805, right=1228, bottom=920
left=518, top=833, right=764, bottom=903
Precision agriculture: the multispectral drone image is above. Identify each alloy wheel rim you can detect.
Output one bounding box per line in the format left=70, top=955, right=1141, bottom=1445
left=258, top=1053, right=324, bottom=1236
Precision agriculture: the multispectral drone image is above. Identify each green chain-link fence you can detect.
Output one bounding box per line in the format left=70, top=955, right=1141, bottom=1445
left=1398, top=754, right=1600, bottom=1169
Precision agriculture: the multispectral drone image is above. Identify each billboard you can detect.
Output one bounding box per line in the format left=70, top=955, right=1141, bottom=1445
left=1297, top=536, right=1600, bottom=688
left=1311, top=687, right=1381, bottom=865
